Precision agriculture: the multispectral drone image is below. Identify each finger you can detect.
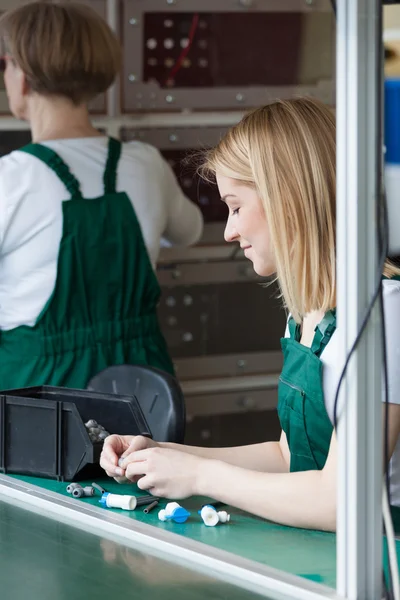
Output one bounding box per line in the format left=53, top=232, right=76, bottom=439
left=125, top=461, right=149, bottom=481
left=113, top=475, right=130, bottom=484
left=101, top=455, right=125, bottom=477
left=102, top=434, right=125, bottom=456
left=120, top=436, right=151, bottom=460
left=136, top=474, right=154, bottom=491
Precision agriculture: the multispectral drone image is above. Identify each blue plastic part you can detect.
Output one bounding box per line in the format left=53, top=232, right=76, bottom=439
left=385, top=79, right=400, bottom=164
left=165, top=506, right=191, bottom=523
left=99, top=492, right=110, bottom=506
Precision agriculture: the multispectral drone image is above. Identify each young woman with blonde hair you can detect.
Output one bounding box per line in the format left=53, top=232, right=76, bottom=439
left=100, top=98, right=400, bottom=531
left=0, top=2, right=202, bottom=389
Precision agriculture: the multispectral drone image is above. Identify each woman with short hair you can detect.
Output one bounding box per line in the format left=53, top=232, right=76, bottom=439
left=0, top=1, right=203, bottom=389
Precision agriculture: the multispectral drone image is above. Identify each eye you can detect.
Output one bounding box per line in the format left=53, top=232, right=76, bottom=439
left=232, top=208, right=240, bottom=216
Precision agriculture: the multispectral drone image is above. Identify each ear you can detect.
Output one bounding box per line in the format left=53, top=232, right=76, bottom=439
left=20, top=71, right=30, bottom=97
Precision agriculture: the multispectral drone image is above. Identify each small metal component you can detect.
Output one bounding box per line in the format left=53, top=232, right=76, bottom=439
left=235, top=93, right=245, bottom=103
left=136, top=495, right=160, bottom=507
left=82, top=486, right=95, bottom=497
left=239, top=0, right=253, bottom=6
left=237, top=359, right=247, bottom=369
left=166, top=0, right=176, bottom=4
left=128, top=74, right=137, bottom=82
left=66, top=482, right=80, bottom=494
left=169, top=134, right=178, bottom=143
left=165, top=94, right=175, bottom=103
left=92, top=482, right=106, bottom=495
left=89, top=427, right=101, bottom=436
left=98, top=430, right=110, bottom=441
left=129, top=17, right=138, bottom=26
left=72, top=486, right=84, bottom=498
left=143, top=500, right=159, bottom=514
left=85, top=419, right=97, bottom=428
left=305, top=0, right=314, bottom=4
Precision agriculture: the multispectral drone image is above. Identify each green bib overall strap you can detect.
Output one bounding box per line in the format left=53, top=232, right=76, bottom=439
left=103, top=137, right=121, bottom=194
left=20, top=143, right=83, bottom=199
left=0, top=138, right=174, bottom=390
left=278, top=312, right=336, bottom=472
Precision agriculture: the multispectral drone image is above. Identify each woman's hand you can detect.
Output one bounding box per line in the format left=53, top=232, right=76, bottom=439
left=121, top=446, right=206, bottom=499
left=100, top=434, right=158, bottom=482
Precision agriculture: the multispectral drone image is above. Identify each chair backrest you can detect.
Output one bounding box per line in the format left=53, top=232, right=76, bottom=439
left=87, top=365, right=185, bottom=443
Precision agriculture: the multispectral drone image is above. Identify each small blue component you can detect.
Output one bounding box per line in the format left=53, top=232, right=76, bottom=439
left=99, top=492, right=110, bottom=506
left=165, top=506, right=191, bottom=523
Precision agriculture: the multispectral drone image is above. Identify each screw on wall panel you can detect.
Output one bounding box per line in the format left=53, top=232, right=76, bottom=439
left=238, top=396, right=256, bottom=410
left=235, top=93, right=245, bottom=102
left=166, top=296, right=176, bottom=307
left=169, top=134, right=179, bottom=142
left=305, top=0, right=314, bottom=4
left=129, top=18, right=139, bottom=26
left=237, top=359, right=247, bottom=369
left=166, top=0, right=176, bottom=4
left=239, top=0, right=254, bottom=6
left=183, top=294, right=193, bottom=306
left=128, top=74, right=137, bottom=82
left=165, top=94, right=175, bottom=103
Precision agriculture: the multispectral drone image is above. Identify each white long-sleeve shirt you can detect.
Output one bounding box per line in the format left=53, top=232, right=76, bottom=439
left=0, top=136, right=203, bottom=330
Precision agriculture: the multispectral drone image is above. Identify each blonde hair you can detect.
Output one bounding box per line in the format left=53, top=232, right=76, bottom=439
left=0, top=1, right=122, bottom=105
left=201, top=97, right=399, bottom=322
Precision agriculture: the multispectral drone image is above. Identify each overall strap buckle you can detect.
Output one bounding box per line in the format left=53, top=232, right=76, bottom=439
left=311, top=309, right=337, bottom=357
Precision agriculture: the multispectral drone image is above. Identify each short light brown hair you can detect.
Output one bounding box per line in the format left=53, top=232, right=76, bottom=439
left=0, top=1, right=122, bottom=105
left=201, top=98, right=400, bottom=322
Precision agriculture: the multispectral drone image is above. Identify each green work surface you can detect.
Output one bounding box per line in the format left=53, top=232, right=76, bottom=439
left=9, top=475, right=400, bottom=591
left=12, top=475, right=337, bottom=588
left=0, top=500, right=270, bottom=600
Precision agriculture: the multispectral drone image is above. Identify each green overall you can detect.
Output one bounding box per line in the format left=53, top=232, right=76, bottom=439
left=278, top=311, right=335, bottom=472
left=278, top=306, right=400, bottom=532
left=0, top=138, right=174, bottom=390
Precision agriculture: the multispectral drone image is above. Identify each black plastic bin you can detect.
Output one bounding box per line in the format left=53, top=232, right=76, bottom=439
left=0, top=386, right=152, bottom=482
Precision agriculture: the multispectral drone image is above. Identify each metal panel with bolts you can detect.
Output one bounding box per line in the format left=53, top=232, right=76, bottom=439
left=121, top=125, right=230, bottom=225
left=122, top=0, right=335, bottom=112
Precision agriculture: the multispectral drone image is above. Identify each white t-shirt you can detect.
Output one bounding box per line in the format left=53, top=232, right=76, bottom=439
left=285, top=278, right=400, bottom=506
left=0, top=137, right=203, bottom=331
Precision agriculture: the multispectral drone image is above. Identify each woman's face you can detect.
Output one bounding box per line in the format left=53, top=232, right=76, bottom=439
left=217, top=173, right=276, bottom=277
left=4, top=56, right=27, bottom=119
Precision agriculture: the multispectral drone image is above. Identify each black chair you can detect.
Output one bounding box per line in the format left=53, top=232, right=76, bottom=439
left=87, top=364, right=185, bottom=443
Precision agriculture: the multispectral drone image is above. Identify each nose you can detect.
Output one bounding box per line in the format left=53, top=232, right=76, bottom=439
left=224, top=216, right=239, bottom=243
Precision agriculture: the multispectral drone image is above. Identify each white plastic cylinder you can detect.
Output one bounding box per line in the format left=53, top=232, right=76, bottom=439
left=217, top=511, right=230, bottom=523
left=104, top=494, right=137, bottom=510
left=200, top=506, right=219, bottom=527
left=165, top=502, right=181, bottom=515
left=158, top=509, right=167, bottom=521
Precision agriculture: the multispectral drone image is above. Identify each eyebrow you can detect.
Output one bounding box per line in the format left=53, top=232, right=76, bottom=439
left=220, top=194, right=237, bottom=202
